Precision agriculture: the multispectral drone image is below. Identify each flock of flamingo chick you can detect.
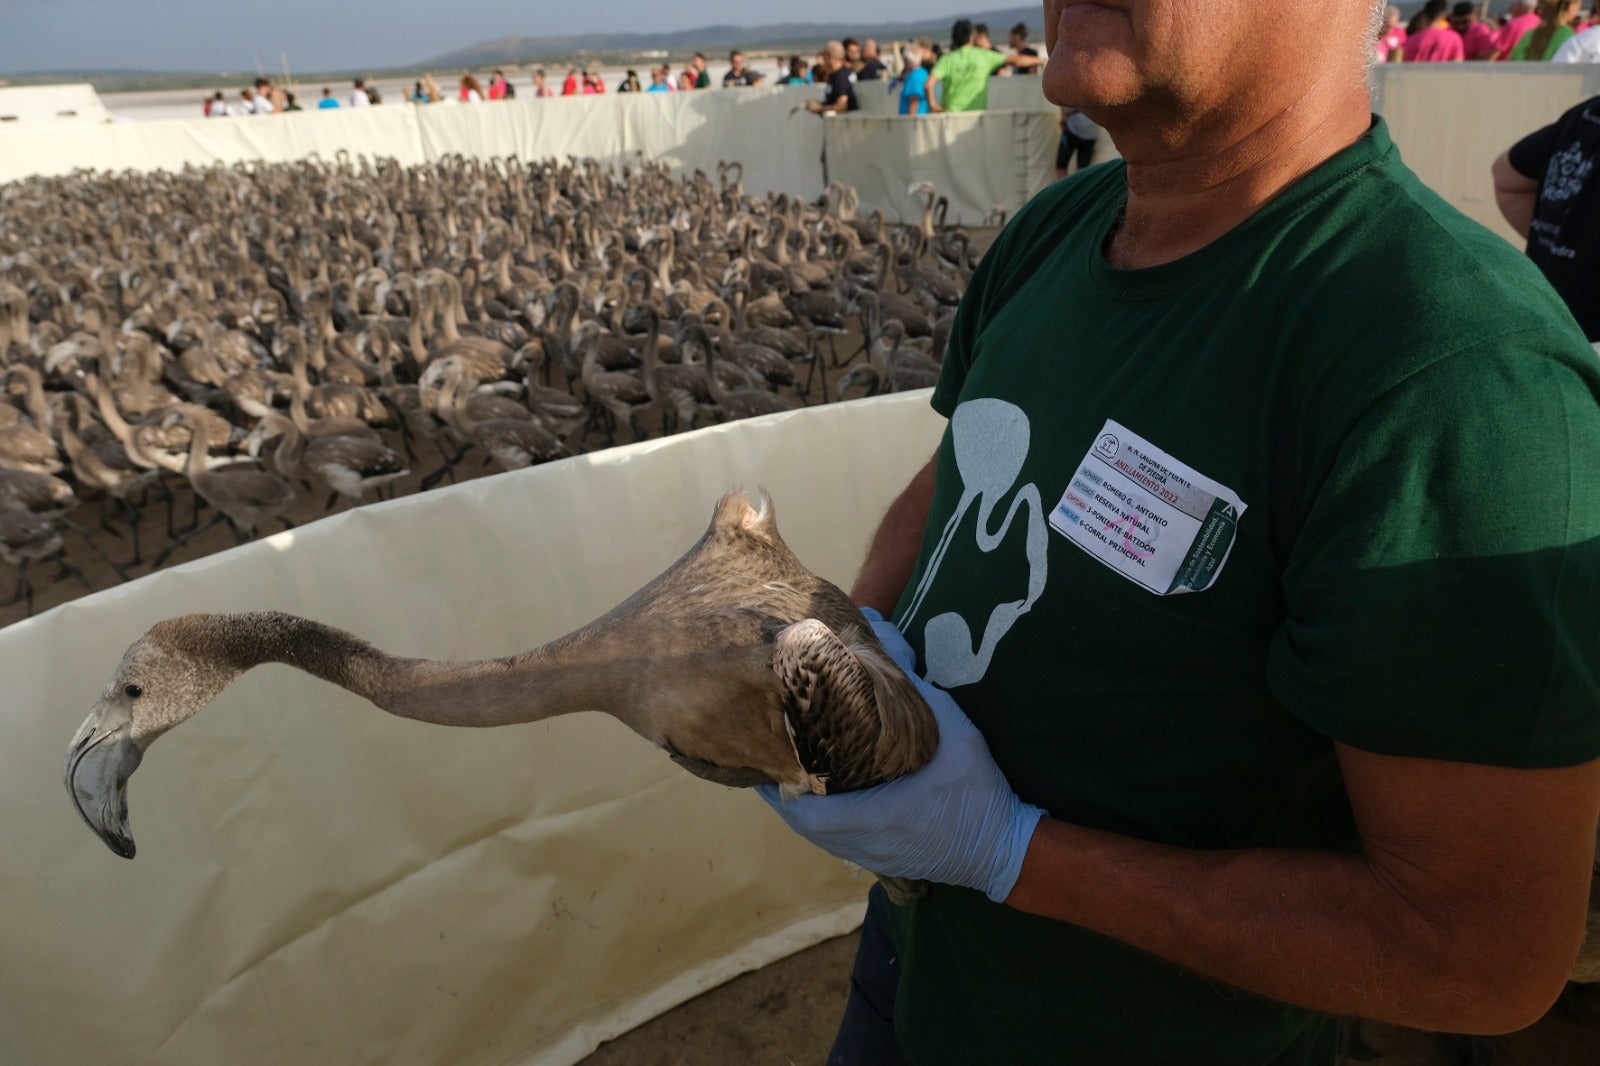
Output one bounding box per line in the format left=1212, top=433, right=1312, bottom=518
left=0, top=154, right=984, bottom=618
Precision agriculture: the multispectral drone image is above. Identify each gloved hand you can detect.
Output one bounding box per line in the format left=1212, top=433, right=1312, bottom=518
left=759, top=609, right=1045, bottom=904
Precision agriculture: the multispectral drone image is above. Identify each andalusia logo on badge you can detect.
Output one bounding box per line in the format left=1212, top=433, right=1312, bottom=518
left=1050, top=419, right=1247, bottom=598
left=898, top=398, right=1048, bottom=689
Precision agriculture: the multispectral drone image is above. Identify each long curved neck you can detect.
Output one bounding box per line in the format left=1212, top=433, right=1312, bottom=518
left=185, top=418, right=209, bottom=478
left=193, top=612, right=665, bottom=734
left=270, top=418, right=306, bottom=476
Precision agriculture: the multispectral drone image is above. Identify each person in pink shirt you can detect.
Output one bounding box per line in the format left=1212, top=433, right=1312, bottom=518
left=1375, top=6, right=1407, bottom=60
left=1451, top=3, right=1500, bottom=58
left=1495, top=0, right=1542, bottom=57
left=561, top=69, right=580, bottom=96
left=1402, top=0, right=1467, bottom=60
left=487, top=70, right=508, bottom=100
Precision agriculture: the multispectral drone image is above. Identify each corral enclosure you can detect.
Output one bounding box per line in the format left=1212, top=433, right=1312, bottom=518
left=4, top=63, right=1600, bottom=1066
left=5, top=66, right=1600, bottom=237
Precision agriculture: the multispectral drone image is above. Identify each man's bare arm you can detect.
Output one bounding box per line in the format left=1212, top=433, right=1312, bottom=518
left=1006, top=746, right=1600, bottom=1034
left=806, top=96, right=851, bottom=115
left=1492, top=151, right=1539, bottom=239
left=851, top=453, right=938, bottom=613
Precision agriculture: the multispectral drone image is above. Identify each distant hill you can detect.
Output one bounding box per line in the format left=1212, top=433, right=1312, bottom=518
left=423, top=7, right=1042, bottom=68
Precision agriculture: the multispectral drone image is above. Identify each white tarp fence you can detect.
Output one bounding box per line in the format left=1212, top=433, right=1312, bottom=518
left=10, top=68, right=1590, bottom=237
left=0, top=393, right=945, bottom=1066
left=825, top=110, right=1058, bottom=226
left=0, top=83, right=113, bottom=126
left=0, top=83, right=1052, bottom=224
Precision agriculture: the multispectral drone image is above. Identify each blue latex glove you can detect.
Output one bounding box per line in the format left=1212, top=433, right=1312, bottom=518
left=759, top=608, right=1045, bottom=903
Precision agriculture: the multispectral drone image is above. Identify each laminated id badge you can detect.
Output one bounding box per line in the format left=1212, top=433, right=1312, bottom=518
left=1049, top=420, right=1247, bottom=595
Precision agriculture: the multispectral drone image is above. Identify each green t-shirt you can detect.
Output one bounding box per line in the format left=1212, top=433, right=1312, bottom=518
left=930, top=45, right=1008, bottom=112
left=887, top=118, right=1600, bottom=1065
left=695, top=68, right=712, bottom=89
left=1509, top=24, right=1575, bottom=60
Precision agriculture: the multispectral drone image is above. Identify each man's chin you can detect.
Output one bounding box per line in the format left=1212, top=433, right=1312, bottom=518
left=1041, top=52, right=1141, bottom=112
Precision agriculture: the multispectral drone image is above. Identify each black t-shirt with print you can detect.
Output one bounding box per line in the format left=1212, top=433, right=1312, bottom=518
left=723, top=68, right=763, bottom=87
left=1509, top=95, right=1600, bottom=340
left=823, top=67, right=858, bottom=111
left=858, top=57, right=887, bottom=81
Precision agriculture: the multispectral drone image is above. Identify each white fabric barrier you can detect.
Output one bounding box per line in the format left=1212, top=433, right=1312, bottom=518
left=618, top=88, right=827, bottom=206
left=0, top=103, right=430, bottom=178
left=0, top=83, right=113, bottom=125
left=4, top=68, right=1593, bottom=244
left=985, top=76, right=1054, bottom=115
left=826, top=110, right=1059, bottom=226
left=0, top=394, right=945, bottom=1066
left=0, top=84, right=1043, bottom=223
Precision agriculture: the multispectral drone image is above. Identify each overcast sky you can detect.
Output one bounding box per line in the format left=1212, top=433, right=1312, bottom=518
left=0, top=0, right=965, bottom=74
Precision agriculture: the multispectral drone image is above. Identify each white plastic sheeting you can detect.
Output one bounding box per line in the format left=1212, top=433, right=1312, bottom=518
left=4, top=68, right=1583, bottom=241
left=0, top=83, right=1046, bottom=223
left=0, top=84, right=113, bottom=125
left=825, top=110, right=1058, bottom=226
left=0, top=102, right=430, bottom=176
left=0, top=394, right=944, bottom=1066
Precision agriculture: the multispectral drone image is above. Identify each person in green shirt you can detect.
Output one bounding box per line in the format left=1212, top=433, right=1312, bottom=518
left=928, top=18, right=1043, bottom=113
left=1508, top=0, right=1581, bottom=59
left=691, top=52, right=712, bottom=89
left=761, top=1, right=1600, bottom=1063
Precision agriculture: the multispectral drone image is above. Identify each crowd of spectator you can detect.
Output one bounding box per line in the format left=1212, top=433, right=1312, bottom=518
left=795, top=19, right=1046, bottom=117
left=1378, top=1, right=1600, bottom=62
left=207, top=4, right=1600, bottom=125
left=197, top=15, right=1058, bottom=121
left=204, top=76, right=375, bottom=116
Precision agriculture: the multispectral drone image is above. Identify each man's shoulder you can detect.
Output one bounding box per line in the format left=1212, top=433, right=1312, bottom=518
left=1267, top=144, right=1594, bottom=398
left=1304, top=144, right=1565, bottom=315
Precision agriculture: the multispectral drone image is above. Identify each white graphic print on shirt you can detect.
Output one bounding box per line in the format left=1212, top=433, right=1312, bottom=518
left=898, top=398, right=1048, bottom=688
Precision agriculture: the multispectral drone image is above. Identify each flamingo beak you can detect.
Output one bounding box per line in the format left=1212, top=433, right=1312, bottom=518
left=63, top=705, right=143, bottom=859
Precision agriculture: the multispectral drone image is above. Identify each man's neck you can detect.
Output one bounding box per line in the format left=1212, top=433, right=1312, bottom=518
left=1105, top=78, right=1369, bottom=271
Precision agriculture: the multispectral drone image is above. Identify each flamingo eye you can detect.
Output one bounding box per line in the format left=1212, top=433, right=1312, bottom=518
left=124, top=684, right=143, bottom=699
